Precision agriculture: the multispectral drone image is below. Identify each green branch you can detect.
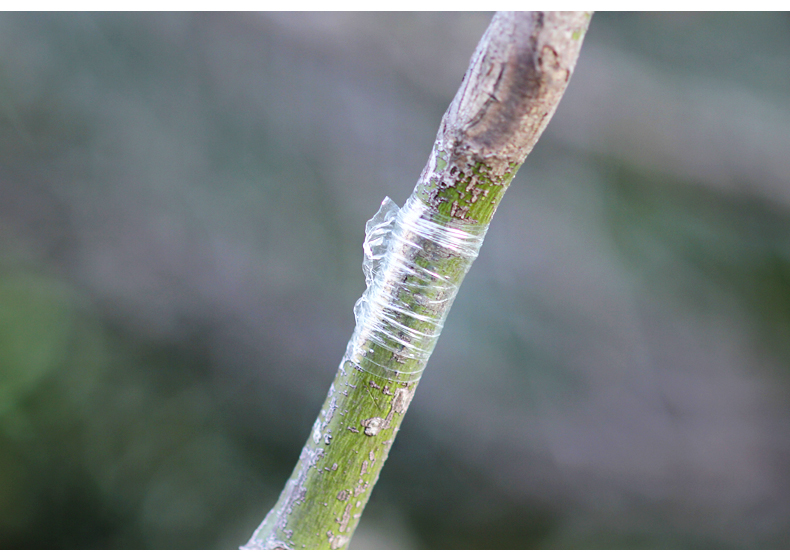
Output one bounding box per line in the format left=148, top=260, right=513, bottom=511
left=243, top=11, right=592, bottom=550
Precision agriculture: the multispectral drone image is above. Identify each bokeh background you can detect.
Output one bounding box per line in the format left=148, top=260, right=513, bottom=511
left=2, top=12, right=790, bottom=549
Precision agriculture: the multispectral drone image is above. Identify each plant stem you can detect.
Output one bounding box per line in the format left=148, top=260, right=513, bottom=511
left=243, top=11, right=591, bottom=550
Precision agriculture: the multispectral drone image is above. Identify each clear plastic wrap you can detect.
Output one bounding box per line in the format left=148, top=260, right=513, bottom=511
left=342, top=194, right=488, bottom=383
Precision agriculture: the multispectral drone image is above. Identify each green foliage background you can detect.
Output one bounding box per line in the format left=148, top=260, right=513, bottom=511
left=1, top=13, right=790, bottom=549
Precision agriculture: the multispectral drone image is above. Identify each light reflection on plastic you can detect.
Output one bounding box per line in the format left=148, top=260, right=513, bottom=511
left=343, top=194, right=488, bottom=383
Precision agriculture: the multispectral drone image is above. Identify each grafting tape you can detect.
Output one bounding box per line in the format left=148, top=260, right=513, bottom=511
left=342, top=194, right=488, bottom=382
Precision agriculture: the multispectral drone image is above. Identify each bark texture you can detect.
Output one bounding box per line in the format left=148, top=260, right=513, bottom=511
left=243, top=11, right=591, bottom=550
left=417, top=11, right=591, bottom=225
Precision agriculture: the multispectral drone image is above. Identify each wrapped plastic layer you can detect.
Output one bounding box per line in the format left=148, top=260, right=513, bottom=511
left=343, top=194, right=488, bottom=383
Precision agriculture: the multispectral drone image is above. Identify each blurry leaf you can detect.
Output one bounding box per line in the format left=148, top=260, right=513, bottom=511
left=0, top=273, right=73, bottom=418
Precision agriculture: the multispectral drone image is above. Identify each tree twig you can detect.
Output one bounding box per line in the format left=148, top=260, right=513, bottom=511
left=243, top=11, right=591, bottom=550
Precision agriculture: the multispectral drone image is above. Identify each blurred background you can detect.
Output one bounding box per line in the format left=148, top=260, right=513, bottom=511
left=1, top=12, right=790, bottom=549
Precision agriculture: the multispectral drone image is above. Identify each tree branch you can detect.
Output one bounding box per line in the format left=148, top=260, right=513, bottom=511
left=418, top=11, right=591, bottom=225
left=243, top=11, right=591, bottom=550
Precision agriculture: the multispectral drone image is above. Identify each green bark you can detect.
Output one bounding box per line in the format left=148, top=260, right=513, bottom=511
left=243, top=11, right=591, bottom=550
left=246, top=366, right=416, bottom=550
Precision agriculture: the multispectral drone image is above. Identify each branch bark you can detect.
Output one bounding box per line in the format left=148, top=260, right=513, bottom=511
left=417, top=11, right=591, bottom=224
left=243, top=11, right=591, bottom=550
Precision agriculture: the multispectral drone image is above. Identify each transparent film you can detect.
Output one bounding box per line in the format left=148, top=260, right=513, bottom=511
left=342, top=194, right=488, bottom=383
